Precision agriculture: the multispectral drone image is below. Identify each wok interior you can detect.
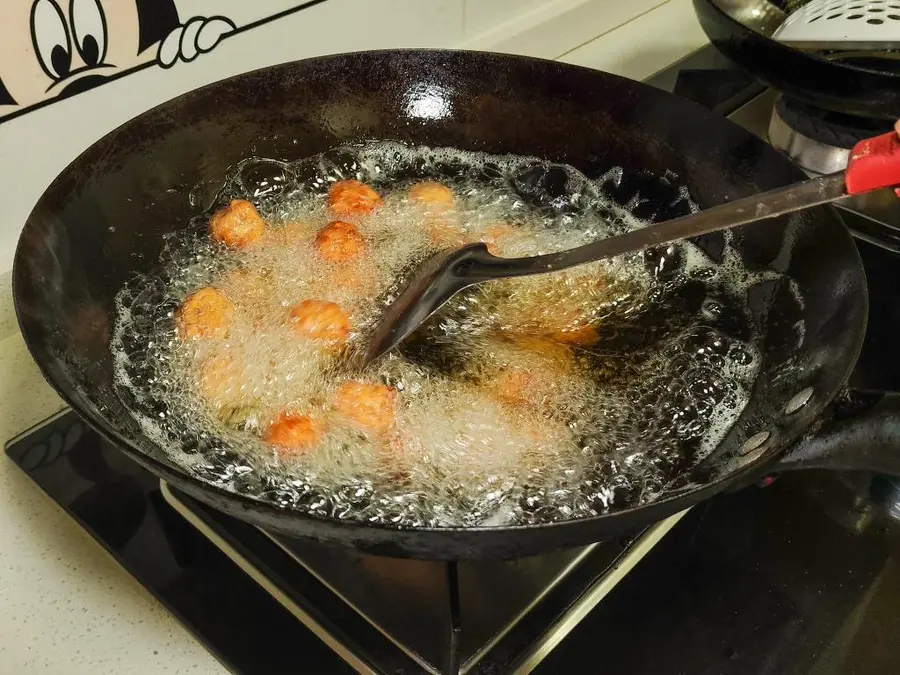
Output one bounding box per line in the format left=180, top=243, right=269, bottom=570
left=13, top=51, right=866, bottom=539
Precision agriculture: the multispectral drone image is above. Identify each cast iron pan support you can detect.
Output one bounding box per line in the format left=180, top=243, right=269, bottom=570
left=443, top=562, right=462, bottom=675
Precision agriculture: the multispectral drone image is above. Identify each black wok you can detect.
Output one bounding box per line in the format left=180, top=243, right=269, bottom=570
left=693, top=0, right=900, bottom=120
left=12, top=49, right=900, bottom=560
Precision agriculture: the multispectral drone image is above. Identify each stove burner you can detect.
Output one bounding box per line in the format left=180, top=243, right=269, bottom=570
left=769, top=95, right=894, bottom=175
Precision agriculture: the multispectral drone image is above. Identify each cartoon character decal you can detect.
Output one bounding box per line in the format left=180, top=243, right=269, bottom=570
left=0, top=0, right=329, bottom=123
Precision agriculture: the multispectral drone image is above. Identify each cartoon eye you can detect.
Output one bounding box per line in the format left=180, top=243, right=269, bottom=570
left=31, top=0, right=72, bottom=81
left=70, top=0, right=107, bottom=68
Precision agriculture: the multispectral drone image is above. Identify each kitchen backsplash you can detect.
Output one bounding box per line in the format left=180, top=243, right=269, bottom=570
left=0, top=0, right=672, bottom=275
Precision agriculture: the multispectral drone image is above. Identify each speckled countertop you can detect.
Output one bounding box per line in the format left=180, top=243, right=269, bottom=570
left=0, top=325, right=227, bottom=675
left=0, top=5, right=707, bottom=673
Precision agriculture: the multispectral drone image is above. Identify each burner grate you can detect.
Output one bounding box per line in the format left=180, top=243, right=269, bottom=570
left=161, top=482, right=685, bottom=674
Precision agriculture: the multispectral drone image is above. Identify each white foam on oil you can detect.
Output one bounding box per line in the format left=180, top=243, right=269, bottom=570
left=109, top=140, right=799, bottom=528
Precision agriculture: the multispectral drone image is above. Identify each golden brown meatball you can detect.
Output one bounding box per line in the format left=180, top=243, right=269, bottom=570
left=409, top=182, right=455, bottom=210
left=480, top=222, right=516, bottom=256
left=194, top=352, right=263, bottom=427
left=534, top=305, right=600, bottom=347
left=487, top=366, right=572, bottom=410
left=486, top=368, right=534, bottom=407
left=266, top=220, right=311, bottom=247
left=307, top=265, right=366, bottom=301
left=426, top=219, right=467, bottom=249
left=548, top=321, right=599, bottom=347
left=330, top=267, right=365, bottom=292
left=328, top=180, right=382, bottom=216
left=505, top=334, right=575, bottom=365
left=196, top=353, right=241, bottom=409
left=314, top=220, right=366, bottom=263
left=220, top=268, right=270, bottom=303
left=482, top=335, right=576, bottom=409
left=333, top=381, right=397, bottom=435
left=177, top=287, right=233, bottom=340
left=290, top=299, right=351, bottom=343
left=216, top=268, right=274, bottom=326
left=210, top=200, right=266, bottom=249
left=426, top=220, right=516, bottom=254
left=265, top=412, right=325, bottom=455
left=493, top=271, right=606, bottom=349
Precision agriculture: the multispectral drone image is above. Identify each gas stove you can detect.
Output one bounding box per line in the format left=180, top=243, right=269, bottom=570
left=769, top=94, right=900, bottom=253
left=9, top=45, right=900, bottom=675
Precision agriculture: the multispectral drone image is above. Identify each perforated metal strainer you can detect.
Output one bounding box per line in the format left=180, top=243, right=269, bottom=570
left=774, top=0, right=900, bottom=50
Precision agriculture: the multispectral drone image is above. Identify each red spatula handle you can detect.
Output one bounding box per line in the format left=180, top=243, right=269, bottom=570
left=845, top=131, right=900, bottom=196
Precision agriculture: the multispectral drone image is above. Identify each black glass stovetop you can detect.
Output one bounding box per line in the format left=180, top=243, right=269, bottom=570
left=9, top=45, right=900, bottom=675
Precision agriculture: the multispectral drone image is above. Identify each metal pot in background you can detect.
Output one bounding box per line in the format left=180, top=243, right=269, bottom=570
left=693, top=0, right=900, bottom=118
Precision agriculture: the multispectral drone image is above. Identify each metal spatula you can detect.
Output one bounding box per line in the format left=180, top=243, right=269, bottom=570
left=361, top=131, right=900, bottom=366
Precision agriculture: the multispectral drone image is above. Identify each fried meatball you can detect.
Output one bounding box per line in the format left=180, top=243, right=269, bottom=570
left=267, top=220, right=310, bottom=247
left=197, top=354, right=242, bottom=409
left=315, top=220, right=366, bottom=263
left=217, top=268, right=273, bottom=325
left=177, top=287, right=233, bottom=340
left=307, top=265, right=367, bottom=303
left=330, top=267, right=365, bottom=292
left=487, top=365, right=573, bottom=409
left=409, top=182, right=455, bottom=211
left=327, top=180, right=382, bottom=216
left=548, top=321, right=599, bottom=347
left=333, top=382, right=396, bottom=435
left=505, top=334, right=575, bottom=365
left=290, top=299, right=351, bottom=342
left=529, top=307, right=600, bottom=347
left=493, top=271, right=607, bottom=348
left=482, top=334, right=577, bottom=408
left=426, top=220, right=515, bottom=254
left=265, top=412, right=324, bottom=454
left=194, top=352, right=263, bottom=426
left=210, top=200, right=266, bottom=249
left=487, top=368, right=534, bottom=407
left=427, top=219, right=467, bottom=249
left=221, top=268, right=271, bottom=303
left=305, top=254, right=377, bottom=308
left=480, top=222, right=516, bottom=256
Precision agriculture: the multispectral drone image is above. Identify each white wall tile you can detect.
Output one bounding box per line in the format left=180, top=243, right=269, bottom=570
left=561, top=0, right=707, bottom=80
left=173, top=0, right=464, bottom=36
left=464, top=0, right=543, bottom=37
left=462, top=0, right=669, bottom=59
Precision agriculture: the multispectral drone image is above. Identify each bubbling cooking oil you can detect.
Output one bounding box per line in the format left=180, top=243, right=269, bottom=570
left=111, top=140, right=784, bottom=528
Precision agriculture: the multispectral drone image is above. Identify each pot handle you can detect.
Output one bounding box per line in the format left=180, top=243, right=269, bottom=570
left=775, top=388, right=900, bottom=476
left=845, top=131, right=900, bottom=196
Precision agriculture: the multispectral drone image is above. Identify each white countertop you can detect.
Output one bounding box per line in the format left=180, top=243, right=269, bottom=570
left=0, top=332, right=222, bottom=675
left=0, top=2, right=707, bottom=672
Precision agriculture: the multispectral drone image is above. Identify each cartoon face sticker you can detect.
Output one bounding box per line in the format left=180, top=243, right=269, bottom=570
left=0, top=0, right=328, bottom=123
left=0, top=0, right=238, bottom=120
left=0, top=0, right=174, bottom=109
